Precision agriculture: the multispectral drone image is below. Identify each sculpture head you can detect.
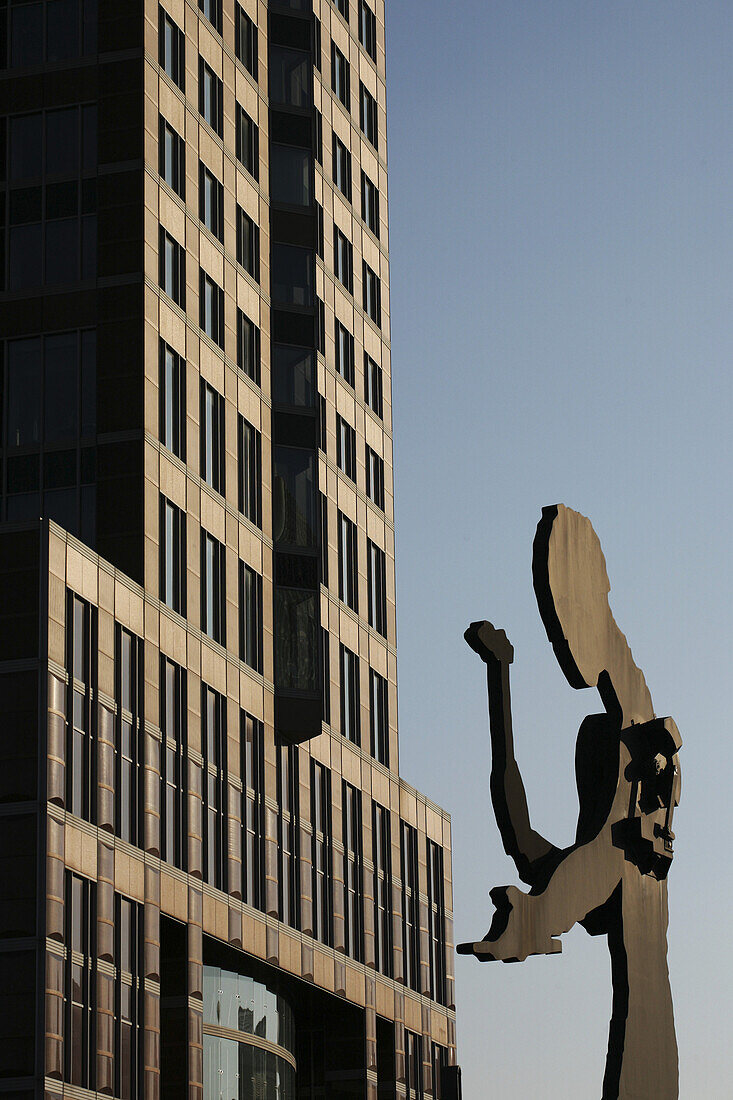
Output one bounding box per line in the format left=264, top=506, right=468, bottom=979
left=532, top=505, right=654, bottom=725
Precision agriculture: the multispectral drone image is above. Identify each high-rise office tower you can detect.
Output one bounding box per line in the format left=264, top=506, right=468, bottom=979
left=0, top=1, right=459, bottom=1097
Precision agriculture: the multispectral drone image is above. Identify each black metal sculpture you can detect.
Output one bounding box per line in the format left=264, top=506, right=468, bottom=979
left=458, top=505, right=681, bottom=1099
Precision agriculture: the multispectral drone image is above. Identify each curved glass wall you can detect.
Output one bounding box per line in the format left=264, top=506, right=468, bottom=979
left=203, top=965, right=296, bottom=1100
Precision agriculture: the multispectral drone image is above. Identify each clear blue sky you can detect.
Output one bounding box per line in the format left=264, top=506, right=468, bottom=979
left=386, top=2, right=733, bottom=1095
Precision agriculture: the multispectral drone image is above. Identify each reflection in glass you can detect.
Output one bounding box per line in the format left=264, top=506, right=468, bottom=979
left=269, top=47, right=310, bottom=108
left=270, top=145, right=311, bottom=206
left=275, top=588, right=318, bottom=693
left=272, top=345, right=314, bottom=408
left=7, top=339, right=42, bottom=446
left=271, top=244, right=313, bottom=307
left=45, top=333, right=78, bottom=441
left=273, top=446, right=316, bottom=547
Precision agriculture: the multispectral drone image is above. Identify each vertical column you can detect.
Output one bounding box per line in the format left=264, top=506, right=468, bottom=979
left=363, top=796, right=376, bottom=969
left=422, top=1004, right=433, bottom=1098
left=394, top=988, right=406, bottom=1098
left=418, top=834, right=431, bottom=998
left=365, top=974, right=378, bottom=1100
left=45, top=811, right=65, bottom=1083
left=144, top=635, right=162, bottom=1099
left=187, top=671, right=204, bottom=1099
left=96, top=839, right=115, bottom=1094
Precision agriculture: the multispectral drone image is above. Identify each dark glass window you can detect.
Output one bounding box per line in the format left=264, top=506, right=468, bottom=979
left=10, top=1, right=43, bottom=67
left=359, top=0, right=377, bottom=62
left=199, top=162, right=224, bottom=241
left=160, top=656, right=187, bottom=870
left=199, top=58, right=223, bottom=136
left=366, top=445, right=385, bottom=509
left=334, top=0, right=348, bottom=21
left=319, top=393, right=327, bottom=452
left=7, top=337, right=42, bottom=448
left=199, top=0, right=222, bottom=35
left=401, top=823, right=420, bottom=992
left=313, top=13, right=321, bottom=71
left=335, top=319, right=355, bottom=384
left=237, top=309, right=261, bottom=384
left=363, top=260, right=381, bottom=326
left=64, top=872, right=95, bottom=1088
left=320, top=492, right=329, bottom=588
left=242, top=710, right=265, bottom=908
left=406, top=1032, right=424, bottom=1100
left=334, top=226, right=353, bottom=292
left=159, top=340, right=186, bottom=460
left=311, top=761, right=332, bottom=946
left=66, top=592, right=95, bottom=821
left=273, top=445, right=317, bottom=547
left=200, top=379, right=225, bottom=493
left=331, top=41, right=350, bottom=109
left=159, top=116, right=185, bottom=198
left=373, top=802, right=392, bottom=975
left=272, top=343, right=314, bottom=408
left=364, top=353, right=383, bottom=418
left=360, top=82, right=378, bottom=148
left=427, top=839, right=447, bottom=1005
left=202, top=684, right=227, bottom=890
left=159, top=227, right=185, bottom=307
left=200, top=271, right=225, bottom=348
left=336, top=414, right=356, bottom=481
left=270, top=46, right=310, bottom=108
left=160, top=495, right=186, bottom=615
left=316, top=204, right=324, bottom=260
left=9, top=113, right=42, bottom=180
left=274, top=588, right=318, bottom=693
left=159, top=6, right=185, bottom=91
left=272, top=243, right=313, bottom=307
left=236, top=206, right=259, bottom=279
left=239, top=561, right=263, bottom=673
left=235, top=4, right=257, bottom=78
left=238, top=414, right=262, bottom=527
left=201, top=529, right=226, bottom=644
left=271, top=144, right=311, bottom=206
left=370, top=668, right=389, bottom=766
left=338, top=510, right=358, bottom=611
left=339, top=643, right=359, bottom=745
left=361, top=169, right=379, bottom=236
left=367, top=539, right=387, bottom=636
left=342, top=781, right=363, bottom=961
left=115, top=626, right=143, bottom=845
left=313, top=107, right=323, bottom=165
left=321, top=627, right=330, bottom=721
left=114, top=894, right=143, bottom=1100
left=236, top=104, right=259, bottom=179
left=432, top=1044, right=449, bottom=1100
left=332, top=134, right=352, bottom=200
left=278, top=742, right=299, bottom=927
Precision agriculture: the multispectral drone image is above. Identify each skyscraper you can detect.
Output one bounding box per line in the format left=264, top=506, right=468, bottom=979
left=0, top=1, right=459, bottom=1096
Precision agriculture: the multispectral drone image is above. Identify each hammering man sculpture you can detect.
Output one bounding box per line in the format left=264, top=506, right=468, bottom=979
left=458, top=505, right=681, bottom=1099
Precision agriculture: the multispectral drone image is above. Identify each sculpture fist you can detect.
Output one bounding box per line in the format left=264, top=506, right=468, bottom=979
left=465, top=620, right=514, bottom=666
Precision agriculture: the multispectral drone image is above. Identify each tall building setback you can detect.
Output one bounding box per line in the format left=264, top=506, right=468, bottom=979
left=0, top=1, right=459, bottom=1097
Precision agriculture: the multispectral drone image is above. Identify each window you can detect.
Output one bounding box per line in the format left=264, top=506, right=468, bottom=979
left=114, top=895, right=143, bottom=1100
left=272, top=243, right=313, bottom=307
left=200, top=380, right=225, bottom=494
left=201, top=529, right=226, bottom=644
left=202, top=683, right=227, bottom=890
left=273, top=445, right=317, bottom=547
left=159, top=227, right=185, bottom=307
left=373, top=802, right=392, bottom=975
left=278, top=742, right=299, bottom=927
left=316, top=205, right=324, bottom=260
left=359, top=0, right=377, bottom=62
left=64, top=872, right=95, bottom=1088
left=334, top=226, right=353, bottom=291
left=160, top=656, right=187, bottom=870
left=340, top=644, right=360, bottom=745
left=334, top=321, right=355, bottom=386
left=366, top=445, right=385, bottom=509
left=237, top=206, right=260, bottom=279
left=237, top=309, right=261, bottom=384
left=319, top=393, right=327, bottom=453
left=199, top=270, right=225, bottom=348
left=311, top=761, right=332, bottom=945
left=235, top=4, right=257, bottom=78
left=361, top=169, right=379, bottom=236
left=242, top=710, right=265, bottom=909
left=432, top=1044, right=449, bottom=1100
left=314, top=108, right=323, bottom=165
left=370, top=668, right=389, bottom=766
left=313, top=14, right=321, bottom=71
left=368, top=539, right=387, bottom=636
left=270, top=46, right=310, bottom=108
left=364, top=353, right=383, bottom=417
left=336, top=414, right=356, bottom=481
left=321, top=627, right=331, bottom=721
left=159, top=340, right=186, bottom=460
left=331, top=42, right=350, bottom=108
left=320, top=492, right=329, bottom=587
left=238, top=415, right=262, bottom=527
left=401, top=822, right=420, bottom=992
left=334, top=0, right=349, bottom=21
left=159, top=6, right=185, bottom=91
left=406, top=1031, right=424, bottom=1100
left=236, top=104, right=259, bottom=179
left=338, top=511, right=358, bottom=611
left=199, top=0, right=222, bottom=35
left=199, top=161, right=224, bottom=241
left=271, top=143, right=311, bottom=206
left=6, top=0, right=97, bottom=67
left=160, top=495, right=187, bottom=615
left=342, top=781, right=363, bottom=961
left=363, top=260, right=381, bottom=326
left=360, top=82, right=378, bottom=148
left=239, top=561, right=263, bottom=672
left=199, top=58, right=223, bottom=137
left=66, top=592, right=95, bottom=821
left=427, top=840, right=447, bottom=1004
left=115, top=626, right=143, bottom=845
left=332, top=134, right=352, bottom=200
left=159, top=116, right=185, bottom=198
left=317, top=294, right=326, bottom=352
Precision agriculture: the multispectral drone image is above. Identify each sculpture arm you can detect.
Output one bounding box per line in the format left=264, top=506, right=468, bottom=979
left=466, top=621, right=558, bottom=885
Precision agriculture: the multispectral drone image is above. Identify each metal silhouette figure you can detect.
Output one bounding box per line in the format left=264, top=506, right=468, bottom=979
left=458, top=505, right=681, bottom=1099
